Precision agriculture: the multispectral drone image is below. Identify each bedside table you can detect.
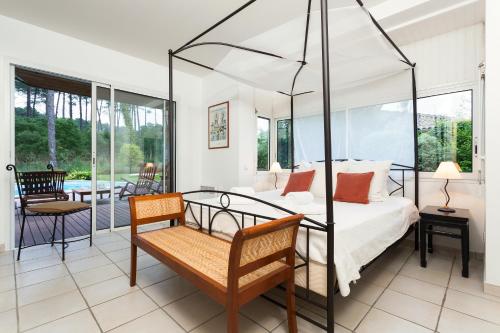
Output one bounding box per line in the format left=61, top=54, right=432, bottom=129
left=419, top=206, right=470, bottom=277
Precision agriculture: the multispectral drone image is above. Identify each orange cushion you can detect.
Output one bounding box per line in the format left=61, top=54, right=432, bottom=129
left=333, top=172, right=374, bottom=204
left=282, top=170, right=316, bottom=196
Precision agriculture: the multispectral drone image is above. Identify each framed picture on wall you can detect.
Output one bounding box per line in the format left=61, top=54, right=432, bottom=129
left=208, top=101, right=230, bottom=149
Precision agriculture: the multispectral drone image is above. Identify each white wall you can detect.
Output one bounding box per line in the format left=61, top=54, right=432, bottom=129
left=0, top=15, right=203, bottom=250
left=200, top=72, right=279, bottom=190
left=484, top=0, right=500, bottom=293
left=403, top=23, right=486, bottom=254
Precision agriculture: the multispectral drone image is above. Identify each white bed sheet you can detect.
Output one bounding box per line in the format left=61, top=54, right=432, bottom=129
left=184, top=190, right=419, bottom=296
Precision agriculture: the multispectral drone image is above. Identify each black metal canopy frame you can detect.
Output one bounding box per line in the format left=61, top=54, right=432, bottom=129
left=168, top=1, right=419, bottom=332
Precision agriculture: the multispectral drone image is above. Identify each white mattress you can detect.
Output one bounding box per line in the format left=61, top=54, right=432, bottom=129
left=184, top=190, right=419, bottom=296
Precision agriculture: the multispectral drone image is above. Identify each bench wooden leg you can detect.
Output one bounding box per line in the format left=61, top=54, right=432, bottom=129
left=130, top=244, right=137, bottom=286
left=286, top=274, right=298, bottom=333
left=227, top=303, right=239, bottom=333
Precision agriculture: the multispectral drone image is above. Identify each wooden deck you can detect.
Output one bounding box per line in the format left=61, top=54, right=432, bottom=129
left=15, top=199, right=131, bottom=247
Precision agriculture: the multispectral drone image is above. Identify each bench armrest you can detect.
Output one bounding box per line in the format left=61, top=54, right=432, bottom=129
left=227, top=214, right=303, bottom=288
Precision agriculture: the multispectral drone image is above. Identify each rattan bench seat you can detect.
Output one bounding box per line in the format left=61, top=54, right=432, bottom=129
left=137, top=226, right=286, bottom=288
left=27, top=201, right=90, bottom=214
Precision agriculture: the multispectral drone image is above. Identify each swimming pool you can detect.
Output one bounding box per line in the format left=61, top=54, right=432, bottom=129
left=15, top=180, right=126, bottom=196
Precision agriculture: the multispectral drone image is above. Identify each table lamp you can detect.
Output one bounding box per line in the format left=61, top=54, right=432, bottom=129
left=433, top=161, right=461, bottom=213
left=270, top=162, right=283, bottom=189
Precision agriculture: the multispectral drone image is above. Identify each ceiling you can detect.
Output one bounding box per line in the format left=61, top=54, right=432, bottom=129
left=0, top=0, right=484, bottom=76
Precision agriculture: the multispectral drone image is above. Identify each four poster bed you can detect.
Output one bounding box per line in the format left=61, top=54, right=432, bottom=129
left=167, top=0, right=419, bottom=331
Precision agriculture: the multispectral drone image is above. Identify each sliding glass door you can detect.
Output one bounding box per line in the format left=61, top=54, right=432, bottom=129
left=91, top=84, right=113, bottom=231
left=92, top=86, right=173, bottom=230
left=114, top=90, right=168, bottom=227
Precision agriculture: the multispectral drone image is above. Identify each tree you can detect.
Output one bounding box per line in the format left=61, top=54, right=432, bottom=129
left=46, top=90, right=57, bottom=167
left=118, top=144, right=144, bottom=173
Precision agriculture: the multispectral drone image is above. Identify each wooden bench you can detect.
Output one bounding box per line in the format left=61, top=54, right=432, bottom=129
left=128, top=193, right=302, bottom=333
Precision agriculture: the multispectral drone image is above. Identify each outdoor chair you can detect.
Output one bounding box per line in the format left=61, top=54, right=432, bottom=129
left=6, top=164, right=91, bottom=261
left=118, top=163, right=157, bottom=199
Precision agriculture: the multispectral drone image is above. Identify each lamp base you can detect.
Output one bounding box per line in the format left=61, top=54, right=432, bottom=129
left=438, top=206, right=456, bottom=213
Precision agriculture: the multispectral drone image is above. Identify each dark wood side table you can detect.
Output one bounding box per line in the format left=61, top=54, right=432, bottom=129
left=419, top=206, right=470, bottom=277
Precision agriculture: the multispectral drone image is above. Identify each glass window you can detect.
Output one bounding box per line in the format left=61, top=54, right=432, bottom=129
left=257, top=117, right=270, bottom=171
left=277, top=119, right=292, bottom=169
left=417, top=90, right=473, bottom=172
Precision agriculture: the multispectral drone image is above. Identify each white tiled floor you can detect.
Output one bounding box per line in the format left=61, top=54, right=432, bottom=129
left=1, top=232, right=500, bottom=332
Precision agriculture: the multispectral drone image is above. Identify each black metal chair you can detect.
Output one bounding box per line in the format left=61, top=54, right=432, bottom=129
left=6, top=164, right=92, bottom=261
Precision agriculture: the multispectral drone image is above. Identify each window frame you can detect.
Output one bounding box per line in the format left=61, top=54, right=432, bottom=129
left=270, top=84, right=481, bottom=181
left=276, top=117, right=293, bottom=170
left=256, top=116, right=271, bottom=171
left=417, top=83, right=480, bottom=181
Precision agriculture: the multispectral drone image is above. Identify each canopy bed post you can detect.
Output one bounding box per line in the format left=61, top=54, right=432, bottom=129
left=169, top=49, right=175, bottom=193
left=412, top=66, right=419, bottom=208
left=319, top=0, right=335, bottom=332
left=290, top=95, right=295, bottom=173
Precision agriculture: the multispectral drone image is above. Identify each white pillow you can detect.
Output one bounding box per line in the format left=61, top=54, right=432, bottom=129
left=348, top=160, right=392, bottom=202
left=300, top=161, right=349, bottom=198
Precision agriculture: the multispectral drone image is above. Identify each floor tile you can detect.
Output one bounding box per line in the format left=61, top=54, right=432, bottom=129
left=91, top=290, right=157, bottom=331
left=16, top=264, right=68, bottom=288
left=375, top=289, right=440, bottom=330
left=333, top=296, right=370, bottom=330
left=18, top=290, right=87, bottom=331
left=63, top=246, right=102, bottom=262
left=388, top=275, right=446, bottom=305
left=72, top=263, right=123, bottom=288
left=445, top=289, right=500, bottom=325
left=164, top=291, right=224, bottom=331
left=0, top=309, right=17, bottom=333
left=56, top=239, right=93, bottom=253
left=360, top=268, right=396, bottom=288
left=96, top=239, right=130, bottom=253
left=116, top=255, right=160, bottom=275
left=15, top=255, right=62, bottom=274
left=0, top=274, right=15, bottom=292
left=24, top=309, right=100, bottom=333
left=0, top=263, right=14, bottom=278
left=143, top=275, right=198, bottom=306
left=356, top=308, right=432, bottom=333
left=438, top=308, right=500, bottom=333
left=92, top=232, right=125, bottom=245
left=240, top=297, right=287, bottom=331
left=348, top=280, right=385, bottom=305
left=273, top=317, right=348, bottom=332
left=192, top=312, right=267, bottom=333
left=18, top=245, right=60, bottom=262
left=106, top=247, right=144, bottom=262
left=0, top=289, right=16, bottom=312
left=109, top=309, right=184, bottom=333
left=66, top=254, right=111, bottom=274
left=0, top=251, right=14, bottom=266
left=136, top=263, right=177, bottom=288
left=399, top=263, right=451, bottom=287
left=81, top=275, right=138, bottom=306
left=17, top=275, right=76, bottom=307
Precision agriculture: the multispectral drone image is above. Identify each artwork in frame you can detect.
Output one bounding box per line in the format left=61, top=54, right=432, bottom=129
left=208, top=101, right=230, bottom=149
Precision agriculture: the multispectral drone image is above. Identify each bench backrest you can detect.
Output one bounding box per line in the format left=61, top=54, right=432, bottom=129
left=227, top=214, right=302, bottom=292
left=128, top=193, right=186, bottom=235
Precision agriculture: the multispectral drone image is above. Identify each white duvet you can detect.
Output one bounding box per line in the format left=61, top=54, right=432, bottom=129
left=184, top=190, right=419, bottom=296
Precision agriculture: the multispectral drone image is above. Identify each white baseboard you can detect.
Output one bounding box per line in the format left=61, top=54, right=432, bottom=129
left=484, top=283, right=500, bottom=297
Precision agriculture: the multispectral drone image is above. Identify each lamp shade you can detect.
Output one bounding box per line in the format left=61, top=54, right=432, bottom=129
left=270, top=162, right=283, bottom=173
left=433, top=161, right=461, bottom=180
